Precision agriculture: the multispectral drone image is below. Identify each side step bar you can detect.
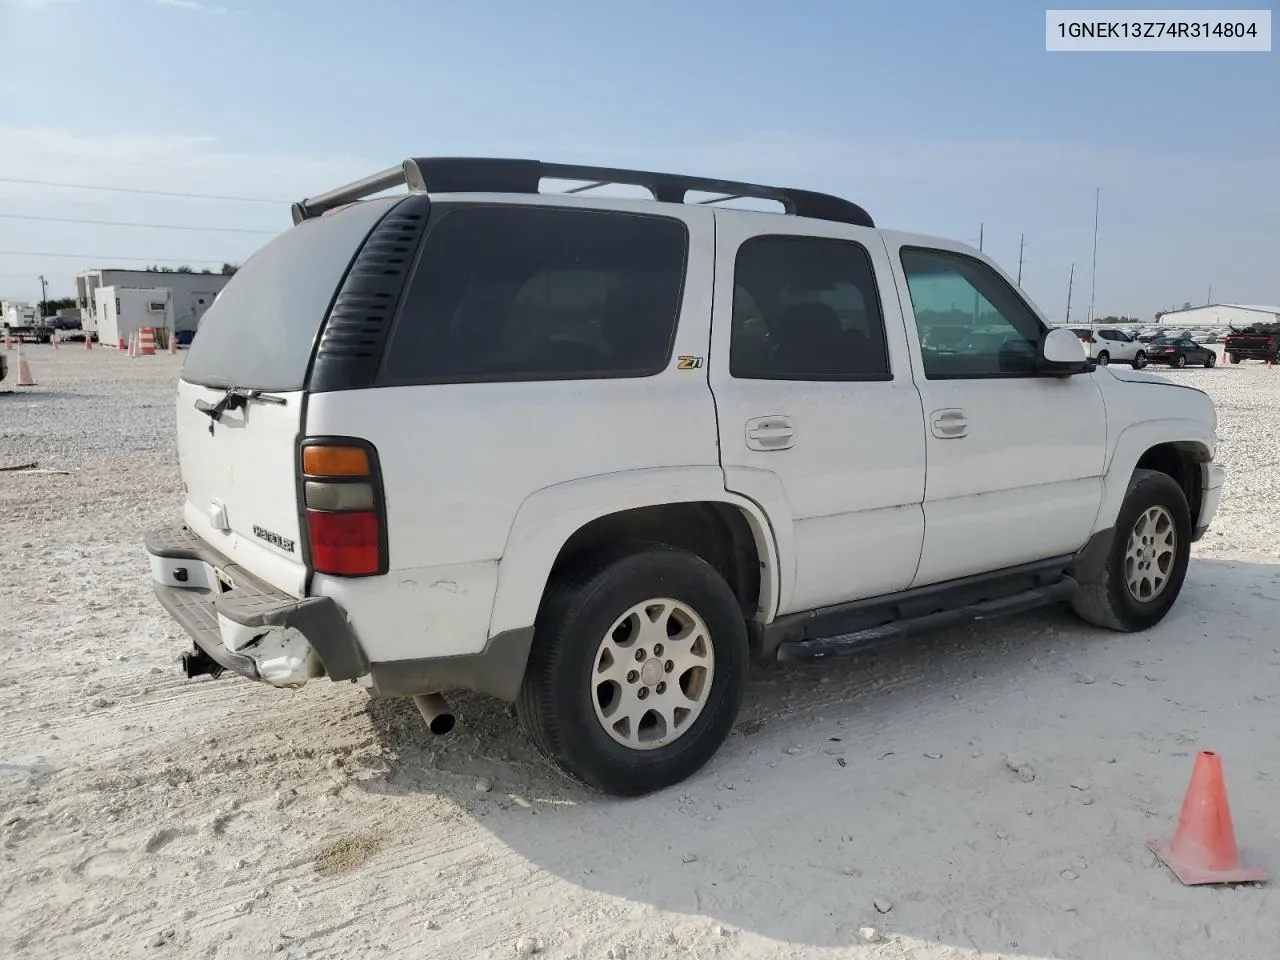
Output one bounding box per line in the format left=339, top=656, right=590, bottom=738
left=774, top=577, right=1077, bottom=664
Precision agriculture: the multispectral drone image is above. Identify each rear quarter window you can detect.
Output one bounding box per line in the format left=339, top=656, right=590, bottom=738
left=379, top=204, right=688, bottom=384
left=180, top=198, right=399, bottom=391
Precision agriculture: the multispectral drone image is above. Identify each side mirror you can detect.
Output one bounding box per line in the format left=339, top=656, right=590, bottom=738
left=1038, top=327, right=1090, bottom=376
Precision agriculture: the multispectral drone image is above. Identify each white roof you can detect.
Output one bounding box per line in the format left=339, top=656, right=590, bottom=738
left=1164, top=303, right=1280, bottom=315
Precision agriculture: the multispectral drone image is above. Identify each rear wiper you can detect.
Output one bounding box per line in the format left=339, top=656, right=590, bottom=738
left=194, top=387, right=287, bottom=434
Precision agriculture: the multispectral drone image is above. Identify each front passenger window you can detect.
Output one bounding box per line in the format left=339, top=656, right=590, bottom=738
left=900, top=247, right=1044, bottom=379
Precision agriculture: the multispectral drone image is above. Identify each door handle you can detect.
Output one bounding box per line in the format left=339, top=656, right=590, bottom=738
left=930, top=408, right=968, bottom=439
left=745, top=416, right=795, bottom=451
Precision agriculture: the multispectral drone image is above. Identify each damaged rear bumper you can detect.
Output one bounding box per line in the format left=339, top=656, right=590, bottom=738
left=145, top=526, right=369, bottom=687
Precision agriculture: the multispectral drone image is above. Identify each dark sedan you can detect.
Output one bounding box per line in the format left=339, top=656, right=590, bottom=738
left=1145, top=336, right=1217, bottom=368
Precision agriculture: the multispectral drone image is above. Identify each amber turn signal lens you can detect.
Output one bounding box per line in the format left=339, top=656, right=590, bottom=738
left=303, top=445, right=369, bottom=477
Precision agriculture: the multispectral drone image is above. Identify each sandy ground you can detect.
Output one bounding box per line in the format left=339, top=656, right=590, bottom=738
left=1, top=343, right=1278, bottom=960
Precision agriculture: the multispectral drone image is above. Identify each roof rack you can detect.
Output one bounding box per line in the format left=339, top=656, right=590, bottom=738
left=291, top=157, right=874, bottom=228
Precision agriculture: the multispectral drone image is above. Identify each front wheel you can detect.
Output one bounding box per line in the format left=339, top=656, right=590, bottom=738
left=1071, top=469, right=1191, bottom=632
left=517, top=544, right=749, bottom=797
left=1131, top=351, right=1147, bottom=369
left=1204, top=352, right=1216, bottom=368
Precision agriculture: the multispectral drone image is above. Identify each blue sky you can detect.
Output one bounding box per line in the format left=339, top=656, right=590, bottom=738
left=1, top=0, right=1275, bottom=319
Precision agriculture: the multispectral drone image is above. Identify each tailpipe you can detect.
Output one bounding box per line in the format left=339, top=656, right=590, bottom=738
left=412, top=693, right=456, bottom=735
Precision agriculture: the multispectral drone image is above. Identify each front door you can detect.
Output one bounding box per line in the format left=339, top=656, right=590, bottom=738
left=708, top=212, right=927, bottom=616
left=883, top=239, right=1107, bottom=587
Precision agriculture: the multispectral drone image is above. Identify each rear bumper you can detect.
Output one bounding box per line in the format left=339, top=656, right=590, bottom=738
left=145, top=525, right=369, bottom=687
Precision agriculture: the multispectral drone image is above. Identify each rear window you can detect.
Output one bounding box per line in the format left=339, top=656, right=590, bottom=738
left=380, top=204, right=688, bottom=384
left=181, top=198, right=399, bottom=391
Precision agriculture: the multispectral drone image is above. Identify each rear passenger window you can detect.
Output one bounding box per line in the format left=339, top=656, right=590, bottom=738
left=730, top=236, right=891, bottom=381
left=381, top=205, right=688, bottom=383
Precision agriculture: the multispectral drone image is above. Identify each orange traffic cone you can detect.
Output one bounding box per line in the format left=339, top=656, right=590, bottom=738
left=3, top=332, right=11, bottom=350
left=117, top=335, right=127, bottom=350
left=15, top=341, right=36, bottom=387
left=1147, top=751, right=1268, bottom=885
left=51, top=334, right=58, bottom=350
left=85, top=334, right=92, bottom=351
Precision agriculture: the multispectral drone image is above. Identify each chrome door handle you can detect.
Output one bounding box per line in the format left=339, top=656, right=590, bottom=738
left=745, top=416, right=795, bottom=451
left=930, top=408, right=968, bottom=439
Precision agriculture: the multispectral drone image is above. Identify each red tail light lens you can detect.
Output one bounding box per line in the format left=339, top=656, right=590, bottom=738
left=307, top=511, right=380, bottom=576
left=300, top=440, right=385, bottom=577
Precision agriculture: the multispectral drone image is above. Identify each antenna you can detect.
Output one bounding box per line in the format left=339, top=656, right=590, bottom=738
left=1066, top=263, right=1075, bottom=323
left=1017, top=233, right=1026, bottom=286
left=1088, top=187, right=1100, bottom=328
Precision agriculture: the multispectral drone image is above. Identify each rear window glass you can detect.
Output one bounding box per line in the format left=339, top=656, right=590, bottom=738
left=181, top=198, right=398, bottom=391
left=381, top=205, right=688, bottom=384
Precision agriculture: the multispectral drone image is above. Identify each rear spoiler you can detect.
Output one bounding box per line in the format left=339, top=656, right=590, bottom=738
left=291, top=157, right=875, bottom=229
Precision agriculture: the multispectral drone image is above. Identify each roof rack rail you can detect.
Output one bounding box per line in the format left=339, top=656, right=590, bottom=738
left=291, top=158, right=874, bottom=228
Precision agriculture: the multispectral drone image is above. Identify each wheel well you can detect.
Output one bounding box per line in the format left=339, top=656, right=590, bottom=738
left=1135, top=443, right=1204, bottom=528
left=551, top=503, right=764, bottom=619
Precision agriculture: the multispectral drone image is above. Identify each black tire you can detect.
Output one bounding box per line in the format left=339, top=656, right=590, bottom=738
left=1131, top=351, right=1147, bottom=369
left=1096, top=351, right=1110, bottom=365
left=1204, top=352, right=1216, bottom=368
left=516, top=543, right=749, bottom=797
left=1071, top=469, right=1191, bottom=632
left=1229, top=354, right=1240, bottom=364
left=1173, top=353, right=1187, bottom=368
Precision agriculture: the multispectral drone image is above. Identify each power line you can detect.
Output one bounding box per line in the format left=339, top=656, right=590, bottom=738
left=0, top=176, right=287, bottom=204
left=0, top=212, right=278, bottom=234
left=0, top=250, right=231, bottom=264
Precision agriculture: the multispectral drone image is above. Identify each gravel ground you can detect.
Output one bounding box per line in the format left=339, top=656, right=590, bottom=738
left=2, top=343, right=1278, bottom=960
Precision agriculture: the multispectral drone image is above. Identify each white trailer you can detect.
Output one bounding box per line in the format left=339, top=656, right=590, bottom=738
left=97, top=286, right=175, bottom=347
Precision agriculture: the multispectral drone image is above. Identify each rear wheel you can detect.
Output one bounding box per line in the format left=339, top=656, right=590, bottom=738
left=1131, top=351, right=1147, bottom=369
left=1096, top=351, right=1110, bottom=365
left=1173, top=353, right=1187, bottom=368
left=1229, top=353, right=1241, bottom=364
left=1071, top=469, right=1191, bottom=632
left=517, top=544, right=749, bottom=797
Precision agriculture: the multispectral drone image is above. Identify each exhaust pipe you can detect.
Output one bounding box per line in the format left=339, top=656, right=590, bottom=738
left=412, top=693, right=456, bottom=735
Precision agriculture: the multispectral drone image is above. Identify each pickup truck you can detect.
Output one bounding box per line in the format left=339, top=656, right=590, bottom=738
left=1223, top=324, right=1280, bottom=364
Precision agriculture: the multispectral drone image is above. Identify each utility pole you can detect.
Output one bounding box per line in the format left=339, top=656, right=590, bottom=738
left=1088, top=187, right=1100, bottom=328
left=1016, top=233, right=1026, bottom=286
left=38, top=274, right=48, bottom=317
left=1207, top=284, right=1212, bottom=305
left=1066, top=263, right=1075, bottom=323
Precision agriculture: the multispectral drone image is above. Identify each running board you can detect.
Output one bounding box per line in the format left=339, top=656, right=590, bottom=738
left=774, top=577, right=1077, bottom=664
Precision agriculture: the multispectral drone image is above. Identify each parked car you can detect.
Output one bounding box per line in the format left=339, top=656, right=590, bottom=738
left=1070, top=327, right=1146, bottom=367
left=144, top=156, right=1224, bottom=796
left=1145, top=336, right=1217, bottom=368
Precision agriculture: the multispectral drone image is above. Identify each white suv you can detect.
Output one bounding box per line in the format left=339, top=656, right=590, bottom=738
left=146, top=158, right=1223, bottom=796
left=1071, top=327, right=1147, bottom=367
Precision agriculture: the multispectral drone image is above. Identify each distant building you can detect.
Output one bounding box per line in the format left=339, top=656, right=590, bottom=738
left=76, top=269, right=230, bottom=338
left=96, top=286, right=176, bottom=348
left=1157, top=303, right=1280, bottom=328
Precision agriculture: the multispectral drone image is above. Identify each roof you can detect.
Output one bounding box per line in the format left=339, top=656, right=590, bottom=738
left=1163, top=303, right=1280, bottom=315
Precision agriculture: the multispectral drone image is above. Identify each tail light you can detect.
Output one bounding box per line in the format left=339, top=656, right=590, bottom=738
left=300, top=439, right=386, bottom=576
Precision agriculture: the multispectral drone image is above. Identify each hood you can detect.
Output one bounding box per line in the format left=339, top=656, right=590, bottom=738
left=1102, top=364, right=1207, bottom=395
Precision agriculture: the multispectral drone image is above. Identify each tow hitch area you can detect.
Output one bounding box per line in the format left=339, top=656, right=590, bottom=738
left=182, top=647, right=224, bottom=680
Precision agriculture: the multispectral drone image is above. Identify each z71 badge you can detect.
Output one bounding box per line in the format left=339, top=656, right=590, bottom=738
left=676, top=355, right=705, bottom=370
left=253, top=525, right=296, bottom=554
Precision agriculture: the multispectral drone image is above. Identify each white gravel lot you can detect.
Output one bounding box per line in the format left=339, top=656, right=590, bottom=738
left=1, top=343, right=1278, bottom=960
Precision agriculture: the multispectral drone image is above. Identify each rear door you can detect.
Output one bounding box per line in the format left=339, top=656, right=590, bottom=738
left=708, top=211, right=927, bottom=615
left=176, top=197, right=401, bottom=597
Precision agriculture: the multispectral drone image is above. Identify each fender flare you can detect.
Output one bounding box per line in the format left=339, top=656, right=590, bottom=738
left=486, top=466, right=786, bottom=638
left=1093, top=418, right=1214, bottom=534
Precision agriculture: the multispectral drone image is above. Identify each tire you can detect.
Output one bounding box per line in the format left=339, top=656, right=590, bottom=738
left=1173, top=353, right=1187, bottom=368
left=1131, top=351, right=1147, bottom=369
left=1229, top=354, right=1240, bottom=364
left=516, top=543, right=749, bottom=797
left=1071, top=469, right=1191, bottom=632
left=1096, top=351, right=1110, bottom=365
left=1204, top=352, right=1216, bottom=368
